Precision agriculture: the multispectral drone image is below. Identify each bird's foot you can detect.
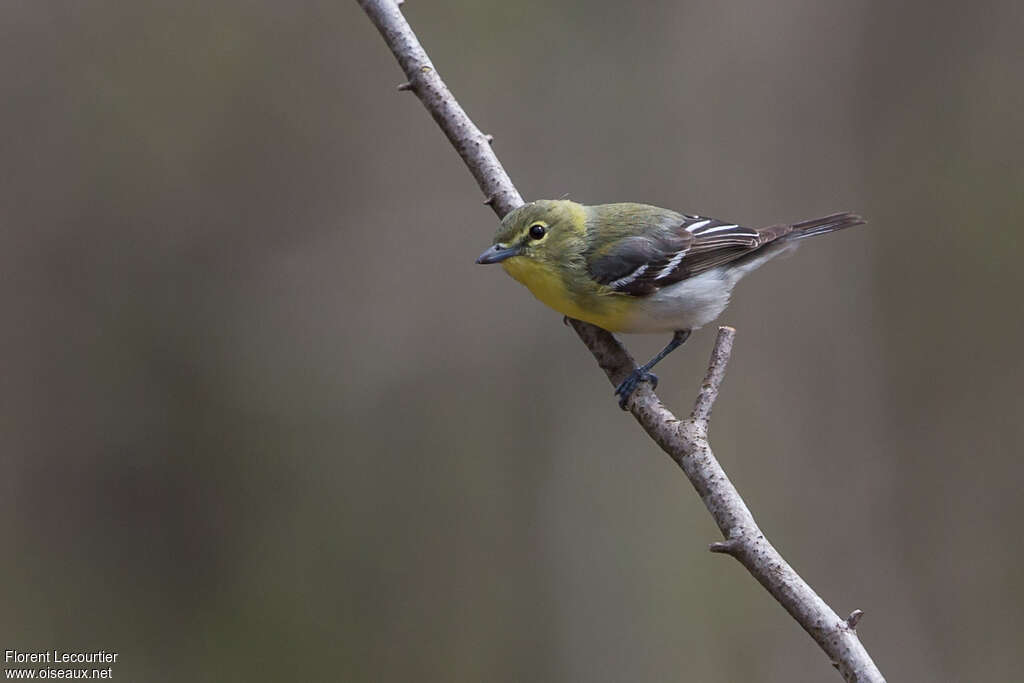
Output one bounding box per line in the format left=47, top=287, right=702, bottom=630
left=614, top=369, right=658, bottom=410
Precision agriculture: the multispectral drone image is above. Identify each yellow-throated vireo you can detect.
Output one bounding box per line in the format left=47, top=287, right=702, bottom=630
left=476, top=200, right=864, bottom=408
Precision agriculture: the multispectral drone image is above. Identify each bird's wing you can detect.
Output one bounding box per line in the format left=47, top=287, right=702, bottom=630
left=587, top=215, right=771, bottom=296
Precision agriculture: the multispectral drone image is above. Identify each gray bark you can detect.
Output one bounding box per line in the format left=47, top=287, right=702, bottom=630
left=357, top=2, right=886, bottom=680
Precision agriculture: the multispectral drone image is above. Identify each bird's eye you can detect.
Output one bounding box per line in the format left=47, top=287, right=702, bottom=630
left=529, top=224, right=546, bottom=240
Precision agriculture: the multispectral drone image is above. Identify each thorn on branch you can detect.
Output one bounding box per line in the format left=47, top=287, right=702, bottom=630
left=483, top=194, right=496, bottom=206
left=709, top=538, right=740, bottom=555
left=484, top=133, right=494, bottom=144
left=846, top=609, right=864, bottom=629
left=397, top=81, right=413, bottom=91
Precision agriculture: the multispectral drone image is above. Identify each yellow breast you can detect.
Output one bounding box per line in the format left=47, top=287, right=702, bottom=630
left=501, top=256, right=632, bottom=332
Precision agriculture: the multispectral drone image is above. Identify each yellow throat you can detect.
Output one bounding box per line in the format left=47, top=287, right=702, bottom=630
left=500, top=256, right=632, bottom=332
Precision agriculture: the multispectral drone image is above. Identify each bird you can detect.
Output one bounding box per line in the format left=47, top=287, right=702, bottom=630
left=476, top=200, right=864, bottom=409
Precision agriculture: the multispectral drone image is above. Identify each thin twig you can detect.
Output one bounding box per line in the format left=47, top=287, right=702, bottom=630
left=692, top=326, right=735, bottom=423
left=356, top=2, right=885, bottom=680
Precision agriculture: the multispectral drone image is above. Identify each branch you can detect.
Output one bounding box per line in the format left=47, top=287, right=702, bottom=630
left=357, top=2, right=885, bottom=681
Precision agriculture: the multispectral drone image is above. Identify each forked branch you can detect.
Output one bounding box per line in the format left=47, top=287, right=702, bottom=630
left=357, top=2, right=885, bottom=680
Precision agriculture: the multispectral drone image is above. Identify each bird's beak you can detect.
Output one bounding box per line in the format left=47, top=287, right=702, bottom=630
left=475, top=243, right=521, bottom=264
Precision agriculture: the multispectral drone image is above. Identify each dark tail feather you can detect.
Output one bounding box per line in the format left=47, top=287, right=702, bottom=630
left=790, top=212, right=866, bottom=239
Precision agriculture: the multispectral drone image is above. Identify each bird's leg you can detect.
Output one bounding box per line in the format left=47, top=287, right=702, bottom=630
left=614, top=329, right=691, bottom=409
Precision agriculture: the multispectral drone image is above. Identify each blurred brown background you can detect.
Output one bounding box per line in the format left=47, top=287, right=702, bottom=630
left=2, top=1, right=1022, bottom=681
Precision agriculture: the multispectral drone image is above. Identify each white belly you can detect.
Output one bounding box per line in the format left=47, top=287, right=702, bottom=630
left=623, top=268, right=734, bottom=333
left=619, top=241, right=798, bottom=333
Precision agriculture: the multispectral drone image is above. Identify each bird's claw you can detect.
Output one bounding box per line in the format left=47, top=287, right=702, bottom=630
left=614, top=370, right=658, bottom=410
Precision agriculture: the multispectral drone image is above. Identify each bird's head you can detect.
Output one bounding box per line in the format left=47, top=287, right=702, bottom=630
left=476, top=200, right=586, bottom=272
